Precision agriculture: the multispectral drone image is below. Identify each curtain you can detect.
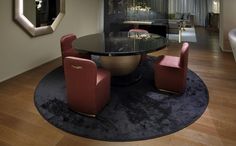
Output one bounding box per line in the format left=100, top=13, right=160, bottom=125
left=195, top=0, right=208, bottom=26
left=168, top=0, right=195, bottom=14
left=168, top=0, right=209, bottom=26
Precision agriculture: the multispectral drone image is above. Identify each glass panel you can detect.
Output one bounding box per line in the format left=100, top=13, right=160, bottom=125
left=23, top=0, right=60, bottom=27
left=104, top=0, right=168, bottom=35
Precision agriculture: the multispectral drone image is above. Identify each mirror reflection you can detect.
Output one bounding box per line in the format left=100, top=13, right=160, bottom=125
left=23, top=0, right=60, bottom=27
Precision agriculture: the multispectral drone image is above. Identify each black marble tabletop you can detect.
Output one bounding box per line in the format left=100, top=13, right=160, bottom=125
left=72, top=32, right=167, bottom=56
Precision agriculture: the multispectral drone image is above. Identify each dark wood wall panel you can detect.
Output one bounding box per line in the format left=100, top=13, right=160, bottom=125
left=104, top=0, right=168, bottom=37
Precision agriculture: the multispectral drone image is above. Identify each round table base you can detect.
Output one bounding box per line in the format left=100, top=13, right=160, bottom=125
left=111, top=72, right=142, bottom=86
left=99, top=55, right=141, bottom=76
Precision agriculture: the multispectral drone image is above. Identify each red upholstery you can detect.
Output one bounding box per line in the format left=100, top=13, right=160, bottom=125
left=60, top=34, right=91, bottom=66
left=154, top=43, right=189, bottom=93
left=129, top=29, right=149, bottom=33
left=129, top=29, right=149, bottom=61
left=64, top=57, right=111, bottom=115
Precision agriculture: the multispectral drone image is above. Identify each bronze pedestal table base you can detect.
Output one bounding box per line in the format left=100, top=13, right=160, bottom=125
left=100, top=55, right=141, bottom=76
left=100, top=55, right=142, bottom=85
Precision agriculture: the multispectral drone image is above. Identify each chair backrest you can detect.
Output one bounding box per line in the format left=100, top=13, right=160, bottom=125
left=60, top=34, right=77, bottom=52
left=64, top=57, right=97, bottom=108
left=128, top=29, right=149, bottom=38
left=179, top=42, right=189, bottom=70
left=129, top=29, right=149, bottom=33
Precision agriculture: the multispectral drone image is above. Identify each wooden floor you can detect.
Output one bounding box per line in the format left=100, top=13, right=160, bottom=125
left=0, top=27, right=236, bottom=146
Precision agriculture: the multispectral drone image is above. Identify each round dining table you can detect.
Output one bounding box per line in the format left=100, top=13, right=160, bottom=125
left=72, top=32, right=167, bottom=76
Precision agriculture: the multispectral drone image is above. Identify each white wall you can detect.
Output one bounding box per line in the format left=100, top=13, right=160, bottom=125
left=0, top=0, right=103, bottom=82
left=98, top=0, right=104, bottom=32
left=219, top=0, right=236, bottom=52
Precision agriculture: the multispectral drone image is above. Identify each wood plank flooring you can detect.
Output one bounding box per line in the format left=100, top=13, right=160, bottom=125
left=0, top=27, right=236, bottom=146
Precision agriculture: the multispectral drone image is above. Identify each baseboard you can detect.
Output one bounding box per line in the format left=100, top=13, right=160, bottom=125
left=220, top=47, right=233, bottom=52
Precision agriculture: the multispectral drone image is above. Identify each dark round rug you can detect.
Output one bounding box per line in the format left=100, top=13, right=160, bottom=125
left=34, top=56, right=209, bottom=141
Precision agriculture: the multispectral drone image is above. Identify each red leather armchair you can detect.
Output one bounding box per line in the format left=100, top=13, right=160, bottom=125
left=64, top=57, right=111, bottom=116
left=154, top=43, right=189, bottom=93
left=128, top=29, right=149, bottom=35
left=60, top=34, right=91, bottom=66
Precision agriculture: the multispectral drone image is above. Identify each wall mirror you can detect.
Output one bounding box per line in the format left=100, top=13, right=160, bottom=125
left=14, top=0, right=65, bottom=37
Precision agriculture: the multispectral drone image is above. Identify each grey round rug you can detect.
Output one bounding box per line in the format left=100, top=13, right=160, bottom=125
left=34, top=57, right=209, bottom=141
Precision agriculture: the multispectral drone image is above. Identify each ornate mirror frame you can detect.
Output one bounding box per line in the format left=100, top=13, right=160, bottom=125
left=14, top=0, right=65, bottom=37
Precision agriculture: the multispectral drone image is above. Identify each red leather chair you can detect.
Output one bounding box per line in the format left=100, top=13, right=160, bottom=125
left=128, top=29, right=149, bottom=35
left=60, top=34, right=91, bottom=66
left=129, top=29, right=149, bottom=61
left=64, top=57, right=111, bottom=116
left=154, top=43, right=189, bottom=93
